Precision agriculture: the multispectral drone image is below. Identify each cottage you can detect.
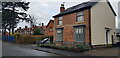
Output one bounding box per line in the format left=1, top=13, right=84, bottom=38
left=53, top=0, right=116, bottom=47
left=37, top=23, right=46, bottom=35
left=45, top=20, right=54, bottom=36
left=15, top=24, right=46, bottom=35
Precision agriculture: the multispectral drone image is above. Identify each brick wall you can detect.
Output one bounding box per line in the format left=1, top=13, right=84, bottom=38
left=54, top=9, right=91, bottom=46
left=45, top=21, right=54, bottom=36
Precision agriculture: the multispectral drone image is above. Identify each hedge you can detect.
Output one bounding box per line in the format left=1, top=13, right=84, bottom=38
left=11, top=33, right=53, bottom=44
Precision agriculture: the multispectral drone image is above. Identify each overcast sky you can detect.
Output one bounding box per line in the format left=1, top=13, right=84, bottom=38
left=17, top=0, right=120, bottom=29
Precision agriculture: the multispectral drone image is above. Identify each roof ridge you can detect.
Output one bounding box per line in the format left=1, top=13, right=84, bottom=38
left=53, top=0, right=101, bottom=17
left=65, top=1, right=90, bottom=11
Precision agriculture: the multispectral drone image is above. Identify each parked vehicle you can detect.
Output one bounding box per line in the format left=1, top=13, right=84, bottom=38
left=40, top=38, right=50, bottom=44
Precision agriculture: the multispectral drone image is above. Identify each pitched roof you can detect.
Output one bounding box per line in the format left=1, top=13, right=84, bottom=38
left=37, top=26, right=46, bottom=30
left=46, top=20, right=54, bottom=27
left=15, top=25, right=47, bottom=32
left=53, top=0, right=116, bottom=17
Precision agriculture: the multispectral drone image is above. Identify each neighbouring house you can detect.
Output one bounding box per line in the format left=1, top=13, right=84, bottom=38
left=114, top=29, right=120, bottom=44
left=30, top=25, right=40, bottom=35
left=15, top=27, right=22, bottom=34
left=15, top=24, right=46, bottom=35
left=37, top=23, right=46, bottom=35
left=45, top=20, right=54, bottom=36
left=15, top=26, right=31, bottom=35
left=111, top=29, right=120, bottom=45
left=53, top=0, right=116, bottom=47
left=22, top=26, right=30, bottom=35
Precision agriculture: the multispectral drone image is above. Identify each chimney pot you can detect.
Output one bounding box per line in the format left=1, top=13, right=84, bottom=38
left=42, top=23, right=44, bottom=26
left=19, top=27, right=21, bottom=29
left=25, top=26, right=27, bottom=28
left=32, top=25, right=35, bottom=27
left=60, top=4, right=65, bottom=12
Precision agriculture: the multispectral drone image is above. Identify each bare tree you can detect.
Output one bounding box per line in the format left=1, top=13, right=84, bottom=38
left=28, top=15, right=37, bottom=27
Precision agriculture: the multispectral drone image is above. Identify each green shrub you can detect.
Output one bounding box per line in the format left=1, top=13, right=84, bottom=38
left=106, top=44, right=113, bottom=48
left=74, top=45, right=90, bottom=52
left=13, top=34, right=54, bottom=44
left=33, top=28, right=43, bottom=35
left=11, top=33, right=21, bottom=39
left=39, top=44, right=90, bottom=52
left=15, top=35, right=44, bottom=44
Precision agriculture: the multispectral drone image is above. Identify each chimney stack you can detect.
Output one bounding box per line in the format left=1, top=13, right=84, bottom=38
left=32, top=25, right=35, bottom=27
left=42, top=23, right=44, bottom=26
left=25, top=26, right=27, bottom=28
left=60, top=3, right=65, bottom=12
left=19, top=27, right=21, bottom=29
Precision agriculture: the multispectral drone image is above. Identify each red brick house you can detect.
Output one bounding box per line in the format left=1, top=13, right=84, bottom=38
left=37, top=25, right=46, bottom=35
left=45, top=20, right=54, bottom=36
left=53, top=0, right=116, bottom=47
left=15, top=25, right=46, bottom=35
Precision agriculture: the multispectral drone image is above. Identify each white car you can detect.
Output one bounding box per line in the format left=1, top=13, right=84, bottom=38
left=40, top=38, right=50, bottom=44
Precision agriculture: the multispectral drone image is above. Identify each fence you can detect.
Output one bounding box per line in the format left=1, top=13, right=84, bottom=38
left=2, top=36, right=15, bottom=42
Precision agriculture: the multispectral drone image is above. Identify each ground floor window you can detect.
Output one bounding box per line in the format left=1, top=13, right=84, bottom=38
left=74, top=26, right=85, bottom=42
left=56, top=29, right=63, bottom=41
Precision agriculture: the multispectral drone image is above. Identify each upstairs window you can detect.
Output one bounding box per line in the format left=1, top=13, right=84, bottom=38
left=58, top=16, right=62, bottom=25
left=76, top=11, right=84, bottom=22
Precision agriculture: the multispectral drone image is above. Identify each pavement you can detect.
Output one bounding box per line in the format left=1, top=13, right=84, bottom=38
left=83, top=47, right=119, bottom=56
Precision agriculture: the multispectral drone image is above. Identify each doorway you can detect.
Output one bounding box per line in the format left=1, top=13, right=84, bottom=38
left=106, top=30, right=110, bottom=45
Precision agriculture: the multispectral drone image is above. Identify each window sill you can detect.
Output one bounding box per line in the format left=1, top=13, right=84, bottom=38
left=74, top=41, right=84, bottom=43
left=57, top=25, right=62, bottom=26
left=76, top=21, right=84, bottom=23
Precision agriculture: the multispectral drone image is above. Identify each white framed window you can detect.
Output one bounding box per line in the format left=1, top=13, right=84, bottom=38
left=74, top=26, right=85, bottom=42
left=76, top=11, right=84, bottom=22
left=56, top=29, right=63, bottom=41
left=58, top=16, right=62, bottom=25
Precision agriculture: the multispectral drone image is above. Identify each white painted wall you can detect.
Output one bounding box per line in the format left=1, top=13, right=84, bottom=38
left=91, top=0, right=116, bottom=45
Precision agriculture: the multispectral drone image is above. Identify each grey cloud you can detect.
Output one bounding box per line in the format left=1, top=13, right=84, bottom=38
left=118, top=18, right=120, bottom=28
left=17, top=0, right=119, bottom=28
left=0, top=0, right=22, bottom=2
left=27, top=2, right=61, bottom=25
left=118, top=1, right=120, bottom=29
left=26, top=0, right=120, bottom=2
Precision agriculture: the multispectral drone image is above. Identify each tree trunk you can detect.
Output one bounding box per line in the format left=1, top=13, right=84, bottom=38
left=3, top=27, right=6, bottom=36
left=8, top=28, right=11, bottom=36
left=3, top=29, right=6, bottom=35
left=12, top=28, right=14, bottom=34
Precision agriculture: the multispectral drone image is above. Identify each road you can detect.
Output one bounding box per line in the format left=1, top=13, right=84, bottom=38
left=2, top=42, right=59, bottom=56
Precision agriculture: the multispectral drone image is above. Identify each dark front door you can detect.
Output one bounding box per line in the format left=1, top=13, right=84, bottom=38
left=106, top=30, right=110, bottom=45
